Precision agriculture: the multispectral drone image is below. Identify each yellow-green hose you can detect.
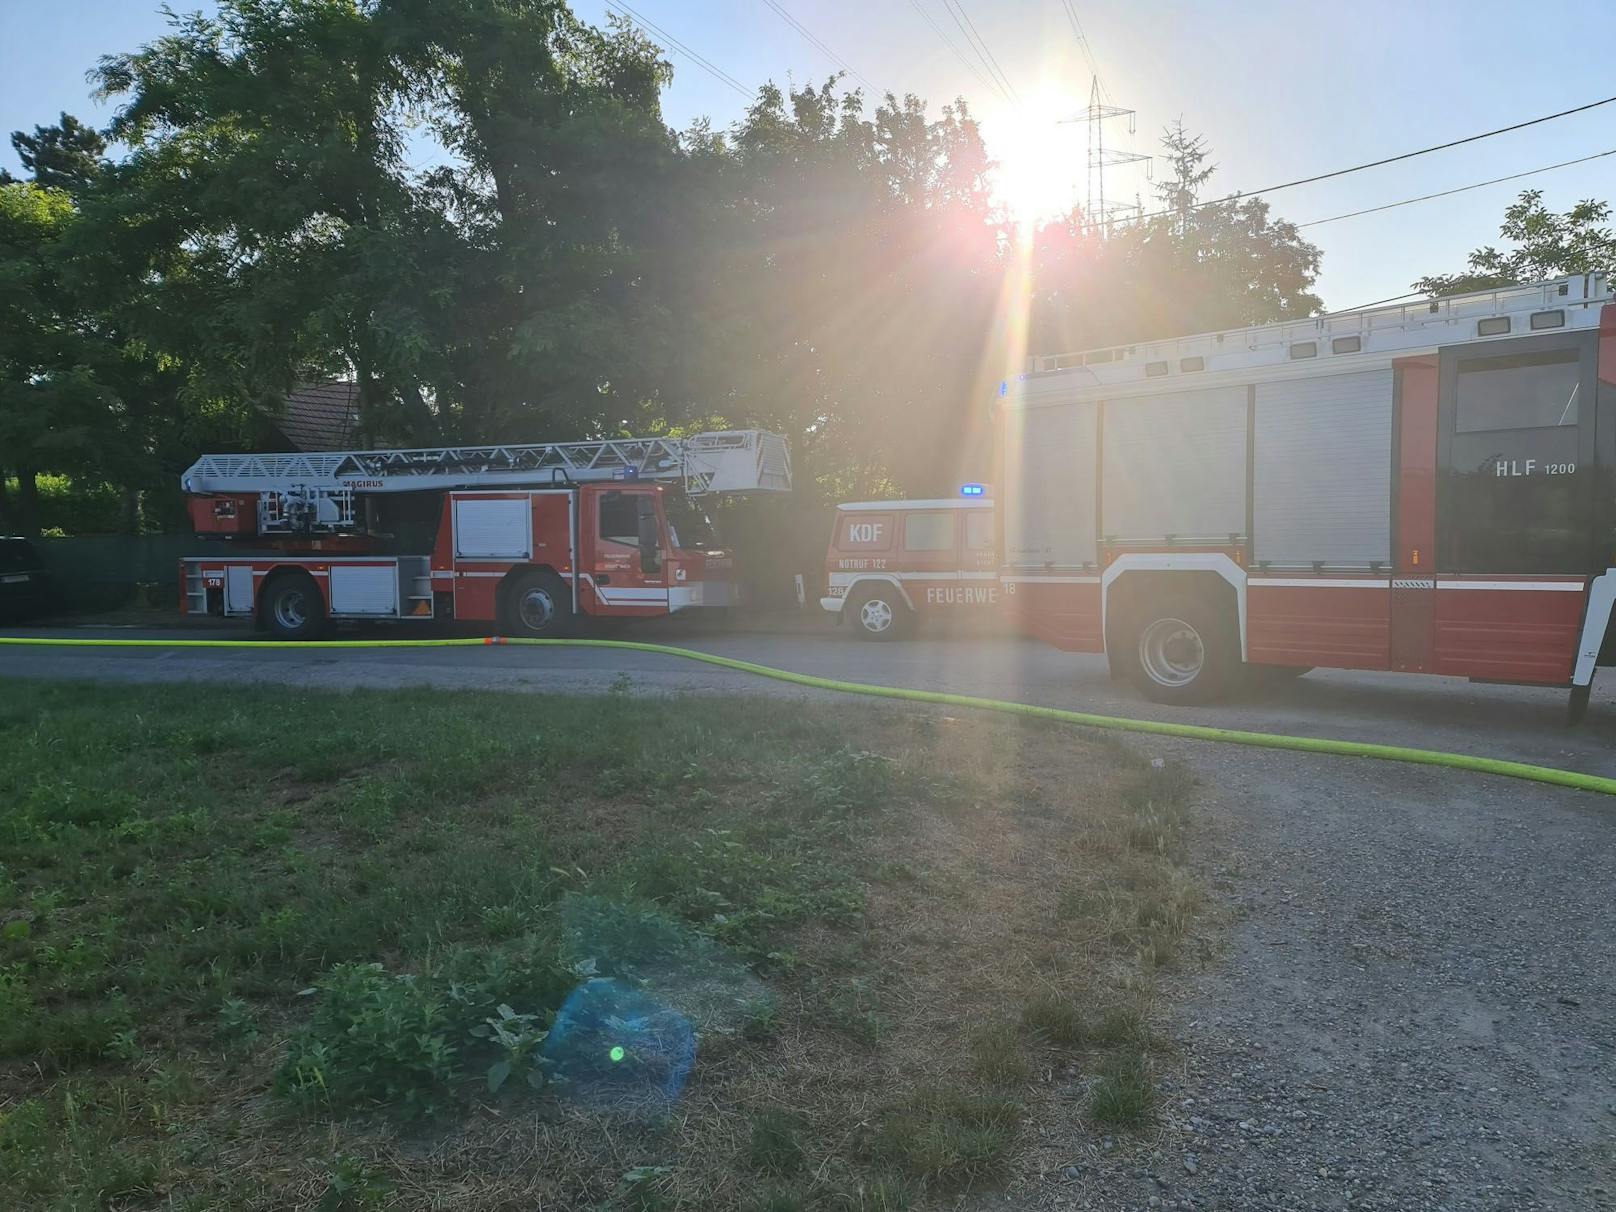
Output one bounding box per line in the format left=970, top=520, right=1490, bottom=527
left=2, top=634, right=1612, bottom=797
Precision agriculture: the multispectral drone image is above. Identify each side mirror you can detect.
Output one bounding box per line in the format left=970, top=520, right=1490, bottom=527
left=636, top=499, right=662, bottom=574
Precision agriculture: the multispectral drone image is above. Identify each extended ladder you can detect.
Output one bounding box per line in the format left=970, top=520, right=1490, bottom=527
left=183, top=430, right=791, bottom=496
left=182, top=430, right=792, bottom=536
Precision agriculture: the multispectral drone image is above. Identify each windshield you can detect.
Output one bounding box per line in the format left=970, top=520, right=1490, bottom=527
left=664, top=496, right=719, bottom=550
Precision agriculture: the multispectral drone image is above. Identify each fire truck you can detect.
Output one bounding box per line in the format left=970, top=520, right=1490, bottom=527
left=1000, top=274, right=1616, bottom=721
left=178, top=430, right=791, bottom=639
left=821, top=490, right=997, bottom=638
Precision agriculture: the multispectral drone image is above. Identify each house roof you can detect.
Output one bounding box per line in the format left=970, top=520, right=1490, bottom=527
left=274, top=382, right=360, bottom=452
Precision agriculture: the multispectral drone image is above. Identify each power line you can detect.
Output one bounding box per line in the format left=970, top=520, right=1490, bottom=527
left=1241, top=94, right=1616, bottom=198
left=1296, top=148, right=1616, bottom=228
left=1330, top=290, right=1425, bottom=313
left=760, top=0, right=880, bottom=94
left=954, top=0, right=1020, bottom=104
left=906, top=0, right=1002, bottom=102
left=940, top=0, right=1020, bottom=105
left=605, top=0, right=752, bottom=98
left=1058, top=0, right=1108, bottom=103
left=1116, top=93, right=1616, bottom=229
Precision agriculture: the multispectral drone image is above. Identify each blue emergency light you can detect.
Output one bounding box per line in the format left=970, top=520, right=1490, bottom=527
left=960, top=483, right=986, bottom=497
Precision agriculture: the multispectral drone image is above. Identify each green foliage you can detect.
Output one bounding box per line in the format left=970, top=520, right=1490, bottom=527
left=1088, top=1052, right=1156, bottom=1127
left=872, top=1088, right=1020, bottom=1188
left=0, top=0, right=1335, bottom=537
left=1019, top=994, right=1089, bottom=1048
left=1414, top=189, right=1616, bottom=297
left=10, top=113, right=106, bottom=195
left=317, top=1154, right=394, bottom=1212
left=0, top=677, right=1194, bottom=1208
left=968, top=1024, right=1030, bottom=1084
left=1028, top=123, right=1322, bottom=357
left=280, top=963, right=458, bottom=1117
left=470, top=1002, right=549, bottom=1095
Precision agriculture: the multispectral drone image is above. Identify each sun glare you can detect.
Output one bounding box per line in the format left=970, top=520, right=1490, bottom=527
left=986, top=86, right=1084, bottom=233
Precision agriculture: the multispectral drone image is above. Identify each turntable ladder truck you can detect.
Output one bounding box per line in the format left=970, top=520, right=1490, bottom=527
left=178, top=430, right=791, bottom=639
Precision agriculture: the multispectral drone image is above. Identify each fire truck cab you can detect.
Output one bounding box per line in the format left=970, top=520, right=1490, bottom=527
left=179, top=431, right=790, bottom=640
left=821, top=489, right=997, bottom=639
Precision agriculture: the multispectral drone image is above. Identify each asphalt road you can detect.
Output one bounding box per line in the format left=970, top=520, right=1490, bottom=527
left=3, top=615, right=1615, bottom=778
left=5, top=617, right=1615, bottom=1208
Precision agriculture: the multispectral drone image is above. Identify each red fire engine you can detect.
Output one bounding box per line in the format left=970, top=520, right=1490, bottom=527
left=998, top=274, right=1616, bottom=720
left=821, top=491, right=996, bottom=638
left=179, top=431, right=791, bottom=639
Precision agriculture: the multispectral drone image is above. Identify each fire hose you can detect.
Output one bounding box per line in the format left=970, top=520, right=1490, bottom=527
left=2, top=634, right=1613, bottom=797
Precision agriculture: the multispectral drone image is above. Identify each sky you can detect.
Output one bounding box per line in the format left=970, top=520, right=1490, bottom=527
left=4, top=0, right=1616, bottom=316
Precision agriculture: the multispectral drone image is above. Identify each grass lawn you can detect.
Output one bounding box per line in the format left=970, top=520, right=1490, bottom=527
left=0, top=678, right=1206, bottom=1211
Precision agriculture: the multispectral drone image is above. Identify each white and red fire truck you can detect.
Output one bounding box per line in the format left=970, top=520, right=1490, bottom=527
left=178, top=430, right=791, bottom=639
left=999, top=274, right=1616, bottom=720
left=821, top=491, right=997, bottom=638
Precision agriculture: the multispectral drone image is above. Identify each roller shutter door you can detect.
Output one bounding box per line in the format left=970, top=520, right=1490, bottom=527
left=1101, top=386, right=1247, bottom=542
left=1005, top=401, right=1098, bottom=568
left=454, top=496, right=532, bottom=559
left=1253, top=371, right=1393, bottom=567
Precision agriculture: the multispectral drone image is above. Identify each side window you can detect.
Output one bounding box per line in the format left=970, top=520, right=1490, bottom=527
left=599, top=492, right=640, bottom=546
left=840, top=513, right=892, bottom=549
left=903, top=513, right=956, bottom=552
left=1456, top=348, right=1580, bottom=431
left=1444, top=340, right=1589, bottom=574
left=964, top=511, right=994, bottom=551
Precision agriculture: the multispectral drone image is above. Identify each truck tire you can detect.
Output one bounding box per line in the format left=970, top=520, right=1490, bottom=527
left=1120, top=593, right=1239, bottom=706
left=502, top=570, right=573, bottom=638
left=849, top=585, right=910, bottom=641
left=260, top=572, right=327, bottom=641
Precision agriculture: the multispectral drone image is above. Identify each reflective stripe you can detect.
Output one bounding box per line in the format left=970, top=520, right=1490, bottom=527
left=1000, top=574, right=1101, bottom=584
left=1250, top=578, right=1388, bottom=589
left=1436, top=580, right=1585, bottom=592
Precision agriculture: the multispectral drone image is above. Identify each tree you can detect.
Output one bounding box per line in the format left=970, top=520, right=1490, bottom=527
left=1414, top=189, right=1616, bottom=296
left=1156, top=119, right=1215, bottom=239
left=10, top=113, right=107, bottom=195
left=1, top=2, right=1331, bottom=547
left=1029, top=126, right=1321, bottom=356
left=0, top=183, right=123, bottom=535
left=95, top=0, right=686, bottom=447
left=670, top=80, right=1003, bottom=503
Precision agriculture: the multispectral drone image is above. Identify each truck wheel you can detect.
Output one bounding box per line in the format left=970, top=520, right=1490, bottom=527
left=260, top=572, right=327, bottom=641
left=1123, top=594, right=1238, bottom=705
left=850, top=586, right=910, bottom=641
left=502, top=570, right=573, bottom=638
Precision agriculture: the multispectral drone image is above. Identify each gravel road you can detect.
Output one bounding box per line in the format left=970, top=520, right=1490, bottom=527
left=5, top=619, right=1615, bottom=1208
left=1056, top=744, right=1616, bottom=1212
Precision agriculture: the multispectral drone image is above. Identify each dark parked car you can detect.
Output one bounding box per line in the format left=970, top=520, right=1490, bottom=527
left=0, top=537, right=53, bottom=621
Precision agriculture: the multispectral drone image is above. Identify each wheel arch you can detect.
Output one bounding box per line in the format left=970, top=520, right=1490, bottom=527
left=256, top=564, right=328, bottom=620
left=1101, top=554, right=1247, bottom=660
left=1577, top=566, right=1616, bottom=685
left=497, top=563, right=574, bottom=615
left=842, top=575, right=916, bottom=612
